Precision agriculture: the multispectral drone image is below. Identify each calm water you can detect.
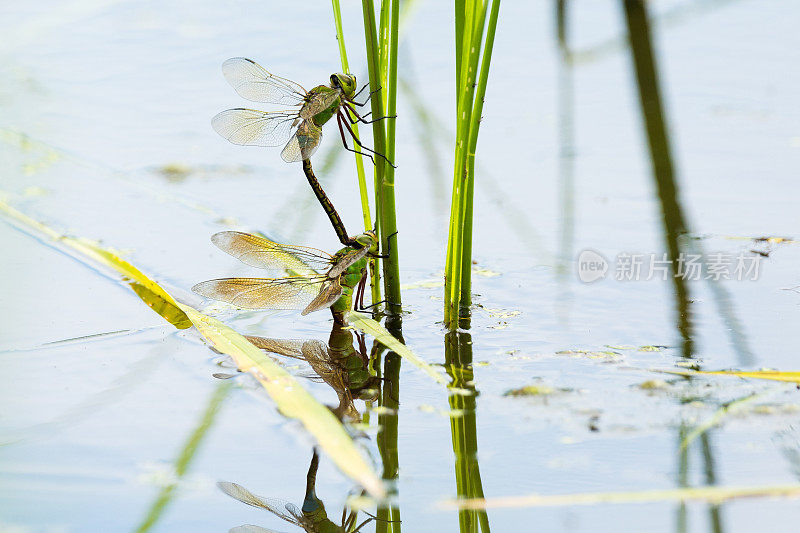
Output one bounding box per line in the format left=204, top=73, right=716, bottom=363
left=2, top=0, right=800, bottom=531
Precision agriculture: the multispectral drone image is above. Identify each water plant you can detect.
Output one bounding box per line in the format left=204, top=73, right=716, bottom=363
left=444, top=0, right=501, bottom=328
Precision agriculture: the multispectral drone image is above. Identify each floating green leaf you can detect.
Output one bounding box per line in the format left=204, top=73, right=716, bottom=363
left=660, top=369, right=800, bottom=384
left=442, top=484, right=800, bottom=510
left=345, top=311, right=449, bottom=385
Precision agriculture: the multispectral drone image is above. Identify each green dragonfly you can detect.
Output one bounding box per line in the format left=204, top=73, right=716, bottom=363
left=219, top=450, right=380, bottom=533
left=212, top=57, right=392, bottom=165
left=242, top=325, right=381, bottom=421
left=192, top=230, right=375, bottom=325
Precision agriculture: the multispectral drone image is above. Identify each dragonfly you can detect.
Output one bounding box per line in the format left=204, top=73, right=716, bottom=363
left=220, top=450, right=380, bottom=533
left=212, top=57, right=392, bottom=166
left=192, top=230, right=375, bottom=325
left=243, top=325, right=381, bottom=421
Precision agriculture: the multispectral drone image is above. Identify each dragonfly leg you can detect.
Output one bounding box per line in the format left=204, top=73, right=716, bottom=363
left=338, top=113, right=397, bottom=168
left=354, top=272, right=368, bottom=311
left=351, top=85, right=382, bottom=107
left=369, top=231, right=398, bottom=259
left=336, top=114, right=377, bottom=165
left=352, top=82, right=370, bottom=100
left=351, top=516, right=376, bottom=533
left=345, top=102, right=395, bottom=125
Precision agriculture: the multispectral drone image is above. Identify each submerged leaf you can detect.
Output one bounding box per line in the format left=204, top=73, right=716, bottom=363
left=442, top=484, right=800, bottom=510
left=345, top=311, right=449, bottom=385
left=660, top=369, right=800, bottom=384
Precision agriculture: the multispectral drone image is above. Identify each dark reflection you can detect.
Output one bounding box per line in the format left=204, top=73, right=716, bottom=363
left=622, top=5, right=726, bottom=531
left=700, top=434, right=723, bottom=532
left=622, top=0, right=694, bottom=358
left=245, top=324, right=380, bottom=422
left=220, top=448, right=379, bottom=532
left=445, top=331, right=491, bottom=533
left=374, top=316, right=402, bottom=533
left=675, top=421, right=725, bottom=533
left=234, top=323, right=403, bottom=531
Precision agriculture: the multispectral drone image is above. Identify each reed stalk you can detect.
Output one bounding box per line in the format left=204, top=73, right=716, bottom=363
left=444, top=0, right=501, bottom=328
left=361, top=0, right=402, bottom=317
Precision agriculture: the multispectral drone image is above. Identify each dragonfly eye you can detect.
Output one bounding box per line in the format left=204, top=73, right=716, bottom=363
left=330, top=74, right=341, bottom=88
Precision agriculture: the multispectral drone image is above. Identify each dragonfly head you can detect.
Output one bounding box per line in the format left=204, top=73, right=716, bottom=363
left=330, top=73, right=358, bottom=99
left=354, top=230, right=377, bottom=251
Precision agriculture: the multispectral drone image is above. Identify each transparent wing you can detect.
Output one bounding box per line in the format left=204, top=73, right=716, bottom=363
left=229, top=526, right=285, bottom=533
left=221, top=57, right=307, bottom=105
left=301, top=278, right=343, bottom=315
left=280, top=120, right=322, bottom=163
left=211, top=231, right=333, bottom=275
left=192, top=277, right=325, bottom=310
left=212, top=108, right=298, bottom=147
left=244, top=336, right=306, bottom=358
left=218, top=482, right=303, bottom=524
left=300, top=340, right=339, bottom=380
left=327, top=245, right=371, bottom=278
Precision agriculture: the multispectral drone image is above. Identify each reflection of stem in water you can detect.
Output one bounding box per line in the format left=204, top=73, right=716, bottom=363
left=570, top=0, right=741, bottom=65
left=622, top=0, right=693, bottom=357
left=622, top=1, right=754, bottom=365
left=701, top=434, right=724, bottom=533
left=555, top=0, right=576, bottom=326
left=135, top=382, right=231, bottom=533
left=677, top=423, right=689, bottom=533
left=374, top=319, right=403, bottom=532
left=445, top=331, right=491, bottom=533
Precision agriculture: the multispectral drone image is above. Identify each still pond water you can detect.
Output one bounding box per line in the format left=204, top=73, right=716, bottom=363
left=1, top=0, right=800, bottom=531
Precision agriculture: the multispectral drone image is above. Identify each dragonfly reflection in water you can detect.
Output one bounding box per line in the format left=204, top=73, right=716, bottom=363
left=243, top=324, right=381, bottom=422
left=212, top=57, right=393, bottom=165
left=220, top=449, right=384, bottom=533
left=192, top=231, right=376, bottom=325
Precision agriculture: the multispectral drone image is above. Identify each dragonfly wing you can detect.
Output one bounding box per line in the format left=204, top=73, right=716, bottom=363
left=280, top=120, right=321, bottom=163
left=211, top=231, right=333, bottom=274
left=244, top=336, right=306, bottom=358
left=217, top=482, right=302, bottom=525
left=301, top=278, right=343, bottom=315
left=229, top=526, right=286, bottom=533
left=300, top=341, right=340, bottom=380
left=212, top=108, right=297, bottom=147
left=327, top=245, right=370, bottom=278
left=221, top=57, right=307, bottom=105
left=192, top=277, right=323, bottom=310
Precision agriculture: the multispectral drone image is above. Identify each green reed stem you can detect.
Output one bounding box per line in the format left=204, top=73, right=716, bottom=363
left=459, top=0, right=500, bottom=317
left=331, top=0, right=382, bottom=308
left=444, top=0, right=500, bottom=328
left=362, top=0, right=402, bottom=317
